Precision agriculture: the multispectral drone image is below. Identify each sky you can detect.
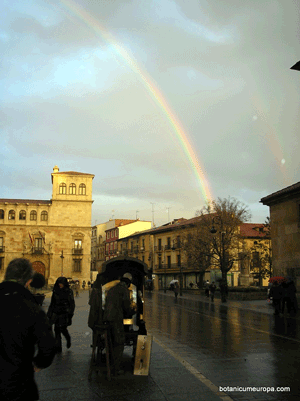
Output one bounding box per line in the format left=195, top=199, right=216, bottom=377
left=1, top=0, right=300, bottom=227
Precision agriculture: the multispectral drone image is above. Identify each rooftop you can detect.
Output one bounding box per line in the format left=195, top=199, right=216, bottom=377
left=0, top=199, right=51, bottom=205
left=260, top=181, right=300, bottom=205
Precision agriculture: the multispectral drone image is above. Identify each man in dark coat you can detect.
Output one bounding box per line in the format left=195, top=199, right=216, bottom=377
left=0, top=258, right=56, bottom=401
left=88, top=273, right=107, bottom=330
left=209, top=282, right=217, bottom=301
left=269, top=281, right=282, bottom=315
left=103, top=273, right=136, bottom=375
left=47, top=277, right=75, bottom=352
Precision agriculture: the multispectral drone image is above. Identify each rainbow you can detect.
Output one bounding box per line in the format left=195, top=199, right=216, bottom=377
left=58, top=0, right=213, bottom=203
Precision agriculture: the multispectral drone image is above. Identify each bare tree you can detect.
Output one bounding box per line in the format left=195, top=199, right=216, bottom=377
left=249, top=217, right=272, bottom=285
left=181, top=220, right=212, bottom=286
left=193, top=197, right=252, bottom=300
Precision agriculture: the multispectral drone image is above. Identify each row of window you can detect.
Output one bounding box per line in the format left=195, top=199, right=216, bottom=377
left=0, top=210, right=48, bottom=221
left=59, top=183, right=86, bottom=195
left=107, top=229, right=118, bottom=239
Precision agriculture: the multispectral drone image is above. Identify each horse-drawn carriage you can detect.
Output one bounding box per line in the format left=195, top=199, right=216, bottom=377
left=88, top=256, right=151, bottom=378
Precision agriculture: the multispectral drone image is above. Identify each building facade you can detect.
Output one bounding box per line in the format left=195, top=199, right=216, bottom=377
left=105, top=219, right=152, bottom=260
left=261, top=182, right=300, bottom=288
left=117, top=218, right=271, bottom=289
left=0, top=166, right=94, bottom=285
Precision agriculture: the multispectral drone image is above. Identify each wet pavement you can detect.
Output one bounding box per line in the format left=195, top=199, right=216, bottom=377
left=36, top=291, right=228, bottom=401
left=35, top=290, right=300, bottom=401
left=144, top=291, right=300, bottom=401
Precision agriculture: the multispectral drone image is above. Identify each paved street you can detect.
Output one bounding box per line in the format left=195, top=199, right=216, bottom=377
left=37, top=291, right=226, bottom=401
left=144, top=291, right=300, bottom=401
left=35, top=290, right=299, bottom=401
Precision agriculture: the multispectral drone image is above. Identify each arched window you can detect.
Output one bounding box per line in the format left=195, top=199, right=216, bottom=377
left=69, top=183, right=76, bottom=195
left=19, top=210, right=26, bottom=220
left=41, top=211, right=48, bottom=221
left=30, top=210, right=37, bottom=221
left=8, top=210, right=15, bottom=220
left=79, top=183, right=86, bottom=195
left=59, top=183, right=66, bottom=194
left=0, top=210, right=4, bottom=219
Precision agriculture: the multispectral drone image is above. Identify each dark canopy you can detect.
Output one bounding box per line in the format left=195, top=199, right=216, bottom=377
left=101, top=256, right=148, bottom=288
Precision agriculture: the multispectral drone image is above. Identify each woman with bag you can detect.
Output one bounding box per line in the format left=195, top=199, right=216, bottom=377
left=47, top=277, right=75, bottom=352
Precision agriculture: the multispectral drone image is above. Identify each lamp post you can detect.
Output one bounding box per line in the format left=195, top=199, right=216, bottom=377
left=291, top=61, right=300, bottom=71
left=60, top=250, right=64, bottom=276
left=179, top=251, right=183, bottom=296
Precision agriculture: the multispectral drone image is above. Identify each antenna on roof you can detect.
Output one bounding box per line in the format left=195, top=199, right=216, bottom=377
left=166, top=206, right=172, bottom=223
left=136, top=210, right=139, bottom=220
left=150, top=202, right=155, bottom=227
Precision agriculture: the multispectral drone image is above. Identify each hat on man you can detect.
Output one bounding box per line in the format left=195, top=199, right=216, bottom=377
left=122, top=272, right=132, bottom=282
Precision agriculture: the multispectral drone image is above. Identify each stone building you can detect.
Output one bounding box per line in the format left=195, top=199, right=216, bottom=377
left=0, top=166, right=94, bottom=285
left=261, top=182, right=300, bottom=287
left=117, top=218, right=271, bottom=290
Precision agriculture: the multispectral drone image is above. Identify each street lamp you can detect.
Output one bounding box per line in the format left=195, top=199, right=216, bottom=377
left=210, top=215, right=222, bottom=234
left=60, top=250, right=64, bottom=276
left=291, top=61, right=300, bottom=71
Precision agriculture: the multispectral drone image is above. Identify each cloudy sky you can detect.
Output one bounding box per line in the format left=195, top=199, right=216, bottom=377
left=1, top=0, right=300, bottom=227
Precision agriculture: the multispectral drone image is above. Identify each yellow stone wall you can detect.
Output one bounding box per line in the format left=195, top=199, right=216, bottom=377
left=0, top=166, right=94, bottom=286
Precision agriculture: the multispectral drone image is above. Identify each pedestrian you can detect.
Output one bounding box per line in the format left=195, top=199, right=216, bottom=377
left=75, top=280, right=80, bottom=297
left=204, top=280, right=210, bottom=298
left=82, top=280, right=86, bottom=290
left=0, top=258, right=55, bottom=401
left=287, top=278, right=298, bottom=314
left=47, top=277, right=75, bottom=352
left=209, top=281, right=217, bottom=301
left=103, top=273, right=136, bottom=375
left=269, top=281, right=282, bottom=315
left=281, top=281, right=291, bottom=314
left=88, top=273, right=106, bottom=330
left=174, top=281, right=179, bottom=299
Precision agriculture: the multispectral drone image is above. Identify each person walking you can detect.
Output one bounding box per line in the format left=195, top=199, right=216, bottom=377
left=173, top=281, right=179, bottom=299
left=204, top=280, right=210, bottom=298
left=0, top=258, right=55, bottom=401
left=269, top=281, right=282, bottom=315
left=281, top=281, right=291, bottom=315
left=75, top=280, right=80, bottom=297
left=287, top=278, right=298, bottom=314
left=209, top=282, right=217, bottom=301
left=103, top=273, right=136, bottom=375
left=47, top=277, right=75, bottom=352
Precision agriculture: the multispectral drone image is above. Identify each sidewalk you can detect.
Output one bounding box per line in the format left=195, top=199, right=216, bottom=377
left=159, top=289, right=300, bottom=317
left=36, top=291, right=230, bottom=401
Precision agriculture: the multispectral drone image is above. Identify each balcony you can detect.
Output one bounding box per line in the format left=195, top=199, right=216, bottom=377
left=0, top=246, right=5, bottom=253
left=73, top=248, right=83, bottom=255
left=155, top=263, right=186, bottom=270
left=172, top=242, right=181, bottom=250
left=33, top=247, right=44, bottom=255
left=164, top=244, right=172, bottom=251
left=154, top=246, right=163, bottom=253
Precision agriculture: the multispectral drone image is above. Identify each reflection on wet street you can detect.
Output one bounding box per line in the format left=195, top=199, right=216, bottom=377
left=144, top=291, right=300, bottom=400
